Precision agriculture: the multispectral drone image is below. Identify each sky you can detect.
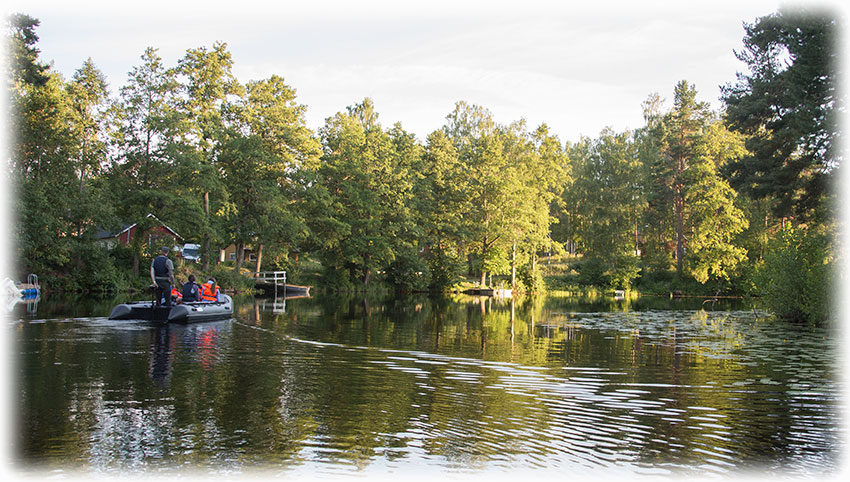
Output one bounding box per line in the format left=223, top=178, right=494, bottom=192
left=7, top=0, right=843, bottom=144
left=2, top=2, right=849, bottom=473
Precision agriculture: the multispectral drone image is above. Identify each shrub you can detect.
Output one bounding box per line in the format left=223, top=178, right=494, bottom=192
left=207, top=266, right=255, bottom=293
left=319, top=265, right=357, bottom=291
left=385, top=250, right=431, bottom=292
left=576, top=255, right=640, bottom=290
left=66, top=243, right=126, bottom=293
left=752, top=224, right=834, bottom=324
left=576, top=257, right=608, bottom=287
left=516, top=263, right=545, bottom=293
left=427, top=247, right=465, bottom=291
left=635, top=267, right=674, bottom=294
left=606, top=255, right=641, bottom=290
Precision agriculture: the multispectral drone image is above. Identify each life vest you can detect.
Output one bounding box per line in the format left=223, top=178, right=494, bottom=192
left=162, top=287, right=181, bottom=305
left=152, top=255, right=171, bottom=280
left=201, top=282, right=219, bottom=302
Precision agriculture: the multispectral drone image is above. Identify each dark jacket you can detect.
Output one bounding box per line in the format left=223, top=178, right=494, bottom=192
left=181, top=282, right=201, bottom=302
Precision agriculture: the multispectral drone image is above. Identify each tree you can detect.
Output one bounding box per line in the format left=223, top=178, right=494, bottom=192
left=108, top=47, right=196, bottom=276
left=443, top=101, right=510, bottom=287
left=12, top=70, right=78, bottom=277
left=414, top=130, right=467, bottom=288
left=567, top=128, right=643, bottom=289
left=8, top=18, right=122, bottom=288
left=721, top=7, right=840, bottom=220
left=641, top=83, right=751, bottom=285
left=313, top=99, right=417, bottom=288
left=440, top=102, right=566, bottom=290
left=65, top=59, right=113, bottom=272
left=8, top=14, right=79, bottom=280
left=636, top=92, right=674, bottom=269
left=176, top=42, right=241, bottom=271
left=664, top=81, right=711, bottom=275
left=754, top=224, right=833, bottom=323
left=684, top=123, right=749, bottom=284
left=531, top=123, right=570, bottom=257
left=219, top=75, right=321, bottom=272
left=6, top=13, right=49, bottom=88
left=540, top=125, right=574, bottom=257
left=500, top=121, right=564, bottom=289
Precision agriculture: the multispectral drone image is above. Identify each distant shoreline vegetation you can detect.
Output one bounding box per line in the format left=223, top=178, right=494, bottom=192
left=7, top=8, right=838, bottom=324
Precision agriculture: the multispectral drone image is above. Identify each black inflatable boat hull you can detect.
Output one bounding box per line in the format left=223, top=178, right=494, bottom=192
left=109, top=295, right=233, bottom=323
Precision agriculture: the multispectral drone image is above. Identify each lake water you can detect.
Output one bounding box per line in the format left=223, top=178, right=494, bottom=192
left=8, top=292, right=843, bottom=477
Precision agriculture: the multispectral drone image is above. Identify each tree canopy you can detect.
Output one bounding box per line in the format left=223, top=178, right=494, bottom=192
left=721, top=7, right=840, bottom=220
left=6, top=10, right=839, bottom=322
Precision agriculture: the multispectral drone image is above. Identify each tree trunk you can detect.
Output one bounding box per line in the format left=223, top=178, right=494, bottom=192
left=363, top=253, right=372, bottom=286
left=254, top=243, right=263, bottom=274
left=132, top=251, right=140, bottom=279
left=202, top=191, right=210, bottom=272
left=510, top=242, right=517, bottom=288
left=75, top=162, right=87, bottom=270
left=675, top=187, right=685, bottom=274
left=235, top=241, right=245, bottom=269
left=131, top=231, right=146, bottom=279
left=480, top=235, right=489, bottom=287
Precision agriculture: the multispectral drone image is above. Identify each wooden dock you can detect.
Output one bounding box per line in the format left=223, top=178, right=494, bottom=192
left=464, top=287, right=512, bottom=298
left=254, top=295, right=311, bottom=314
left=252, top=271, right=311, bottom=297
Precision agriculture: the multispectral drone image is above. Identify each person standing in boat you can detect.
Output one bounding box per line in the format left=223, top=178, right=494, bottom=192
left=181, top=274, right=201, bottom=302
left=201, top=277, right=220, bottom=302
left=150, top=246, right=175, bottom=308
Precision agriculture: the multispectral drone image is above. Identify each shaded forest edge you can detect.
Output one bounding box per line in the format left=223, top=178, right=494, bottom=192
left=7, top=7, right=839, bottom=324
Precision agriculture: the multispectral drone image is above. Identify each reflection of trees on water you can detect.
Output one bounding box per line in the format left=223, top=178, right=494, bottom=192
left=247, top=293, right=837, bottom=471
left=16, top=295, right=839, bottom=474
left=247, top=292, right=760, bottom=371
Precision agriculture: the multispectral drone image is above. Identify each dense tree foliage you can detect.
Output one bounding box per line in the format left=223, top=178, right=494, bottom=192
left=721, top=7, right=839, bottom=221
left=312, top=99, right=419, bottom=288
left=6, top=13, right=49, bottom=87
left=107, top=47, right=193, bottom=276
left=638, top=82, right=750, bottom=284
left=719, top=7, right=839, bottom=323
left=220, top=75, right=321, bottom=272
left=6, top=8, right=839, bottom=323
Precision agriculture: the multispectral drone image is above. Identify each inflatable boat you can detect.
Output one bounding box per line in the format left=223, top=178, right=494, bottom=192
left=109, top=294, right=233, bottom=323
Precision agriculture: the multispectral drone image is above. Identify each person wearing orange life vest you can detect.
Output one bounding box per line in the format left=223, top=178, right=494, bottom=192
left=158, top=286, right=182, bottom=306
left=171, top=287, right=183, bottom=304
left=200, top=277, right=220, bottom=302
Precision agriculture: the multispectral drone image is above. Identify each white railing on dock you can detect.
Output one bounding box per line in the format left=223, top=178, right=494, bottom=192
left=253, top=271, right=286, bottom=285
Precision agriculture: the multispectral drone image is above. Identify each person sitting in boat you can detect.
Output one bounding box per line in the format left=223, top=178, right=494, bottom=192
left=159, top=287, right=182, bottom=306
left=170, top=287, right=183, bottom=304
left=181, top=274, right=201, bottom=302
left=200, top=277, right=220, bottom=302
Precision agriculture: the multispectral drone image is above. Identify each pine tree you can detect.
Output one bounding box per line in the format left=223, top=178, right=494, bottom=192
left=722, top=7, right=839, bottom=220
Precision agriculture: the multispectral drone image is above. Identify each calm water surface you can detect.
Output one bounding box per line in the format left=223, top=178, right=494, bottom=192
left=9, top=293, right=842, bottom=477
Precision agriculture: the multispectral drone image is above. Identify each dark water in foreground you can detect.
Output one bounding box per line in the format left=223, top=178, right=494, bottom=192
left=8, top=293, right=843, bottom=477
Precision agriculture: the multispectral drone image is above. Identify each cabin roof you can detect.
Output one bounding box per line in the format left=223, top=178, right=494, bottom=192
left=96, top=213, right=183, bottom=241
